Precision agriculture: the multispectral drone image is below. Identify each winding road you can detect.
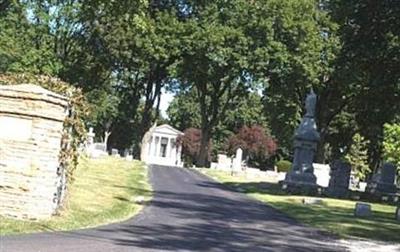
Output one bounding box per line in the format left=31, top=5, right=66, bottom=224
left=1, top=165, right=345, bottom=251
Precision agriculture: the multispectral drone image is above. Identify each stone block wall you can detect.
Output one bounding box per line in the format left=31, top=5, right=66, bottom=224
left=0, top=84, right=68, bottom=219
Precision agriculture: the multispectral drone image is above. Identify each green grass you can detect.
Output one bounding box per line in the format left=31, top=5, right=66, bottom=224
left=0, top=156, right=151, bottom=235
left=199, top=169, right=400, bottom=243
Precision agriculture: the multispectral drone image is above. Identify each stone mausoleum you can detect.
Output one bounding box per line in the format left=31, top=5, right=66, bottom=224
left=0, top=84, right=68, bottom=219
left=140, top=124, right=183, bottom=167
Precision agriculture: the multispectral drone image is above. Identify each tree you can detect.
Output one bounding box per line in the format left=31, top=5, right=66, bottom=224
left=167, top=90, right=268, bottom=158
left=0, top=1, right=60, bottom=75
left=315, top=0, right=400, bottom=168
left=227, top=125, right=277, bottom=168
left=85, top=88, right=120, bottom=150
left=254, top=0, right=341, bottom=162
left=176, top=0, right=258, bottom=166
left=176, top=128, right=211, bottom=166
left=344, top=133, right=370, bottom=181
left=382, top=123, right=400, bottom=169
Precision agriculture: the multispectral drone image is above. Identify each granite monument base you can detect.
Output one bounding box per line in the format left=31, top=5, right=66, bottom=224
left=281, top=172, right=319, bottom=195
left=325, top=188, right=349, bottom=198
left=366, top=182, right=398, bottom=195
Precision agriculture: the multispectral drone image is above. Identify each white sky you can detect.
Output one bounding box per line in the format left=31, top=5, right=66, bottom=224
left=158, top=90, right=174, bottom=118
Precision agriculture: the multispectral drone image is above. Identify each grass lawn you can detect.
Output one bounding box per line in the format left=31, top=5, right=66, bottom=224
left=198, top=169, right=400, bottom=243
left=0, top=156, right=151, bottom=235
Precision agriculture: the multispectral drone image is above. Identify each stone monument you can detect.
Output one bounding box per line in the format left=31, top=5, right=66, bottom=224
left=354, top=202, right=372, bottom=218
left=366, top=162, right=398, bottom=195
left=0, top=84, right=69, bottom=219
left=231, top=148, right=243, bottom=175
left=327, top=160, right=351, bottom=198
left=282, top=89, right=320, bottom=194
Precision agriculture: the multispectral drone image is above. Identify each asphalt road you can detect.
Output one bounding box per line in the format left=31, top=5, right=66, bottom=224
left=1, top=165, right=345, bottom=252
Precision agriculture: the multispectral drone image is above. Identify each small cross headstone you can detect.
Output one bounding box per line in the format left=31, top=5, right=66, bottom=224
left=87, top=127, right=95, bottom=145
left=354, top=202, right=372, bottom=217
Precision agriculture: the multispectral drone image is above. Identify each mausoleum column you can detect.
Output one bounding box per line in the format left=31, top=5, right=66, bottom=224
left=156, top=135, right=161, bottom=157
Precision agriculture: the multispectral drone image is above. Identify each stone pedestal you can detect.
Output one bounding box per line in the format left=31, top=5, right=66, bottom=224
left=282, top=89, right=320, bottom=195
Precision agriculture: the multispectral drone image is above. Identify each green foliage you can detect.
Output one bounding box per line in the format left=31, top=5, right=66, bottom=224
left=167, top=90, right=269, bottom=159
left=0, top=0, right=399, bottom=168
left=344, top=133, right=370, bottom=181
left=276, top=160, right=292, bottom=173
left=0, top=2, right=60, bottom=75
left=382, top=123, right=400, bottom=168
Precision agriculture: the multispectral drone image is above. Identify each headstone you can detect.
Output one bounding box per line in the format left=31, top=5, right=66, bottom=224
left=396, top=207, right=400, bottom=221
left=282, top=89, right=320, bottom=194
left=88, top=142, right=107, bottom=158
left=302, top=198, right=323, bottom=205
left=327, top=160, right=351, bottom=198
left=111, top=148, right=119, bottom=156
left=217, top=154, right=232, bottom=171
left=358, top=182, right=367, bottom=192
left=366, top=162, right=398, bottom=195
left=87, top=127, right=95, bottom=145
left=232, top=148, right=243, bottom=173
left=313, top=163, right=330, bottom=187
left=94, top=142, right=106, bottom=152
left=354, top=202, right=372, bottom=217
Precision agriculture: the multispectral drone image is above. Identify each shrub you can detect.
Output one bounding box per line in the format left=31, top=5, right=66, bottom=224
left=227, top=125, right=277, bottom=168
left=276, top=160, right=292, bottom=173
left=383, top=123, right=400, bottom=168
left=344, top=133, right=370, bottom=181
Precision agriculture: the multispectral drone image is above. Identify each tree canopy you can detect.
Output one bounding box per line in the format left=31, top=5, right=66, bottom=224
left=0, top=0, right=399, bottom=173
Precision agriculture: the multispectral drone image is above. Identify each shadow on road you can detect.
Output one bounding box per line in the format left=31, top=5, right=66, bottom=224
left=91, top=175, right=343, bottom=252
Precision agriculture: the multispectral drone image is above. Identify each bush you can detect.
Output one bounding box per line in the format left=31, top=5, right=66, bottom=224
left=227, top=125, right=277, bottom=168
left=276, top=160, right=292, bottom=173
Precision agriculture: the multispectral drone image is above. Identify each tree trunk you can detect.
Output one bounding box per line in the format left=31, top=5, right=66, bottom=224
left=315, top=130, right=327, bottom=163
left=197, top=127, right=211, bottom=167
left=104, top=131, right=112, bottom=151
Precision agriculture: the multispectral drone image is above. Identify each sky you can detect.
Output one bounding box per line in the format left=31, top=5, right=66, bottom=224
left=158, top=90, right=174, bottom=118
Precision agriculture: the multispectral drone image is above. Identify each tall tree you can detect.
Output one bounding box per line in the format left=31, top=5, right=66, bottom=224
left=254, top=0, right=341, bottom=161
left=176, top=0, right=257, bottom=166
left=329, top=0, right=400, bottom=169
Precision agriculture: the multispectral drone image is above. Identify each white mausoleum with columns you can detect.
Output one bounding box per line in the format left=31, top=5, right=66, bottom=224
left=140, top=124, right=183, bottom=167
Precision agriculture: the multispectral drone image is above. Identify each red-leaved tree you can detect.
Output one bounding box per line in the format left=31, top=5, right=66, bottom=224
left=227, top=125, right=277, bottom=168
left=177, top=128, right=211, bottom=167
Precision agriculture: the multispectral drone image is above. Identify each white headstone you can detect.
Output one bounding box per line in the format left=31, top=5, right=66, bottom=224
left=313, top=163, right=331, bottom=187
left=87, top=127, right=95, bottom=145
left=232, top=148, right=243, bottom=171
left=217, top=154, right=232, bottom=171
